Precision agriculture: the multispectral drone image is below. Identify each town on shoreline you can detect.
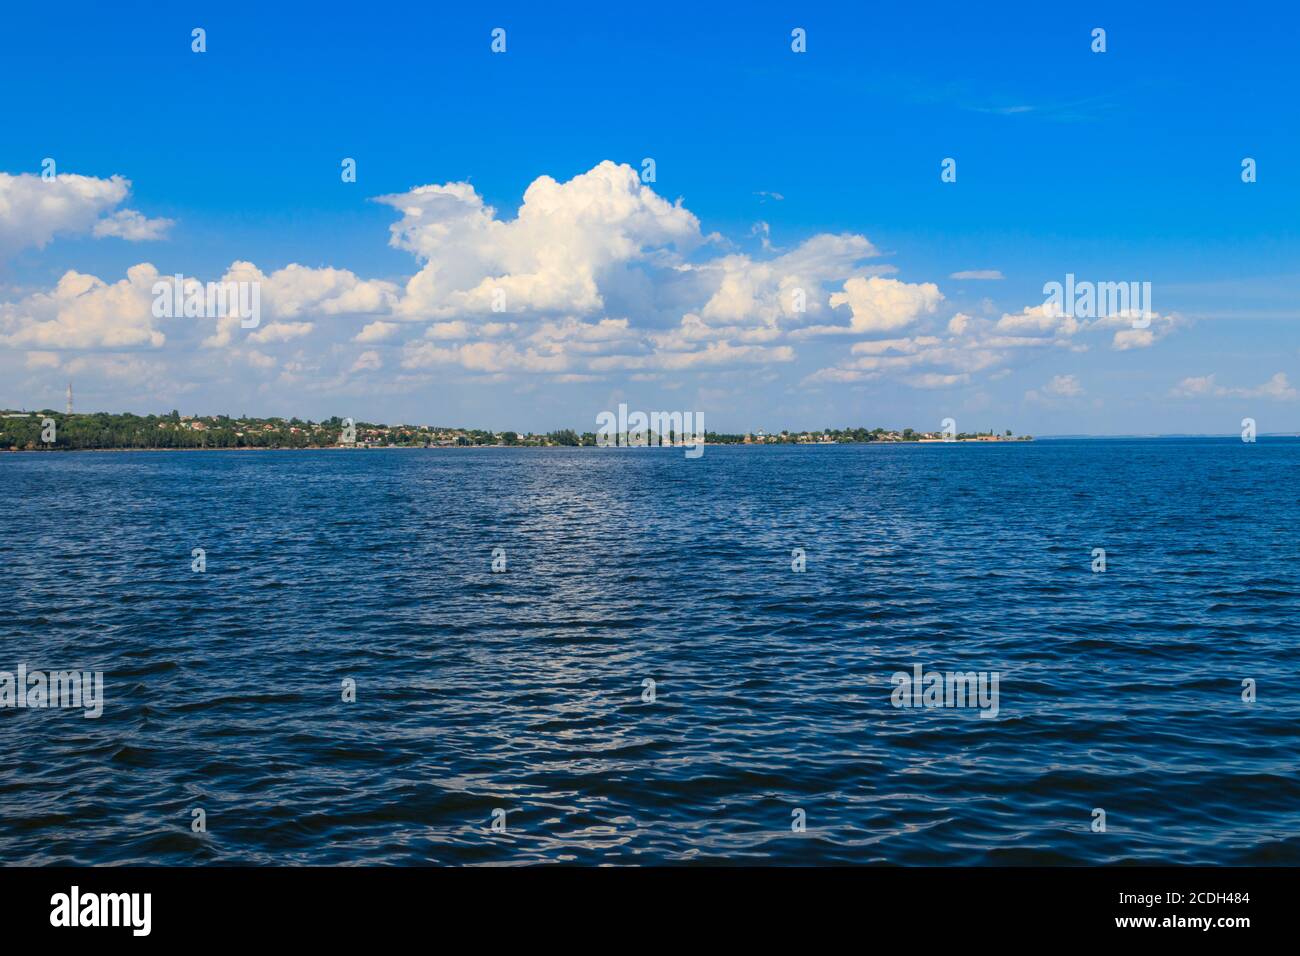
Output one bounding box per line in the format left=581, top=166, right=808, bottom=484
left=1, top=410, right=1032, bottom=451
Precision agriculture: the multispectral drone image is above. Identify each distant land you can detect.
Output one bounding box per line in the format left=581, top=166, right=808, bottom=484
left=0, top=410, right=1031, bottom=451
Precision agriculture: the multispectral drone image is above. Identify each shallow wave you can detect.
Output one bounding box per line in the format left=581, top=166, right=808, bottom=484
left=2, top=439, right=1299, bottom=864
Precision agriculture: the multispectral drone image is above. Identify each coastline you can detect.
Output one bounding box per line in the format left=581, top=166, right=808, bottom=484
left=6, top=438, right=1042, bottom=454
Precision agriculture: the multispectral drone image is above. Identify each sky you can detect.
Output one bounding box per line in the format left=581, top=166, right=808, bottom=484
left=1, top=1, right=1297, bottom=435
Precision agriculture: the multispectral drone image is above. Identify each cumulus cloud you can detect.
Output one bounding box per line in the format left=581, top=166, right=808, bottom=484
left=189, top=262, right=396, bottom=348
left=0, top=172, right=171, bottom=256
left=1111, top=328, right=1154, bottom=350
left=0, top=256, right=402, bottom=355
left=378, top=160, right=701, bottom=320
left=1170, top=372, right=1296, bottom=400
left=0, top=264, right=167, bottom=349
left=806, top=289, right=1181, bottom=387
left=241, top=262, right=398, bottom=319
left=828, top=276, right=943, bottom=334
left=700, top=233, right=882, bottom=331
left=0, top=160, right=1192, bottom=404
left=361, top=164, right=898, bottom=379
left=354, top=321, right=400, bottom=343
left=996, top=302, right=1080, bottom=338
left=92, top=208, right=173, bottom=241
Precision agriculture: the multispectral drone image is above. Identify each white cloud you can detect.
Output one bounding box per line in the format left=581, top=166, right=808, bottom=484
left=1170, top=375, right=1217, bottom=397
left=949, top=270, right=1004, bottom=280
left=530, top=317, right=633, bottom=346
left=1111, top=328, right=1154, bottom=350
left=1254, top=372, right=1297, bottom=400
left=192, top=262, right=396, bottom=348
left=700, top=233, right=881, bottom=330
left=806, top=294, right=1159, bottom=389
left=0, top=172, right=170, bottom=256
left=92, top=208, right=174, bottom=241
left=1044, top=374, right=1083, bottom=397
left=378, top=160, right=701, bottom=320
left=906, top=372, right=970, bottom=389
left=0, top=264, right=167, bottom=349
left=402, top=340, right=569, bottom=374
left=354, top=320, right=399, bottom=343
left=0, top=160, right=1196, bottom=406
left=829, top=276, right=943, bottom=334
left=248, top=321, right=314, bottom=344
left=790, top=276, right=942, bottom=338
left=241, top=262, right=398, bottom=319
left=850, top=336, right=942, bottom=355
left=425, top=320, right=517, bottom=340
left=1171, top=372, right=1296, bottom=400
left=996, top=302, right=1079, bottom=337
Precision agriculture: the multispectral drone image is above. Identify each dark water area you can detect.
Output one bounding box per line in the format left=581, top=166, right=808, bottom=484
left=2, top=439, right=1298, bottom=865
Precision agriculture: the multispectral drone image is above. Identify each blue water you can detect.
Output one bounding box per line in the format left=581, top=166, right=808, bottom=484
left=2, top=439, right=1298, bottom=865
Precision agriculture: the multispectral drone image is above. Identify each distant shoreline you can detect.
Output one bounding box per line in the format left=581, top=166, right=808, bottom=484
left=4, top=440, right=1040, bottom=454
left=9, top=435, right=1297, bottom=454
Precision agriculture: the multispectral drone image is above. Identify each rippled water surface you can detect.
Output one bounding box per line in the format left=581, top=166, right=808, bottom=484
left=2, top=440, right=1298, bottom=864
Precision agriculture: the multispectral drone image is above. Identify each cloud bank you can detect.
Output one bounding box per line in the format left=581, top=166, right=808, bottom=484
left=1, top=161, right=1191, bottom=410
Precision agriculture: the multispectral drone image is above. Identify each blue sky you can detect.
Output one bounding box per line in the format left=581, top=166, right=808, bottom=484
left=1, top=1, right=1297, bottom=434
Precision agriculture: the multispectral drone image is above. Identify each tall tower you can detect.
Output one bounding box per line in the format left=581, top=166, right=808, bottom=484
left=66, top=382, right=73, bottom=415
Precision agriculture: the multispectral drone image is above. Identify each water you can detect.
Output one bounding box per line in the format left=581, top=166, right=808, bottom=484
left=2, top=439, right=1298, bottom=865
